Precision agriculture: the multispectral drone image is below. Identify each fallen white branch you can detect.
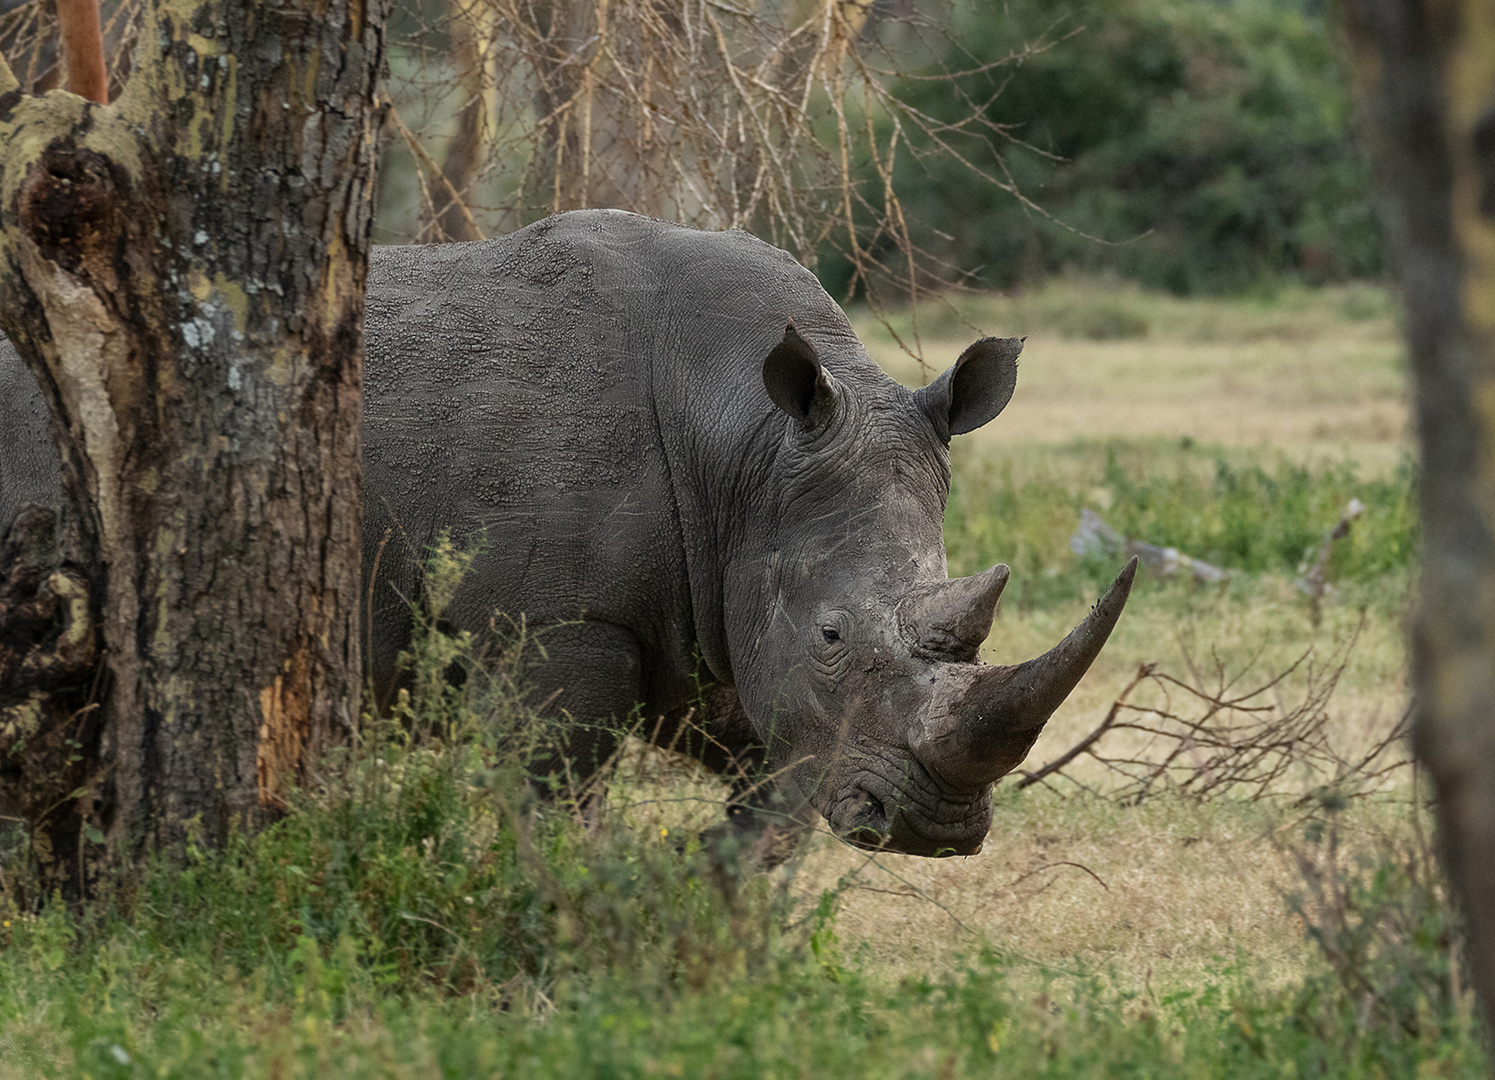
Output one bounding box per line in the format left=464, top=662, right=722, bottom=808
left=1294, top=498, right=1366, bottom=625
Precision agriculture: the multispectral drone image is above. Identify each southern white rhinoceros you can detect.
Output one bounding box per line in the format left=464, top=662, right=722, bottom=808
left=0, top=209, right=1134, bottom=858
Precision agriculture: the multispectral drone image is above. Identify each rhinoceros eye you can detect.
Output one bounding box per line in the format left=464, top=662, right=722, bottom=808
left=821, top=626, right=841, bottom=643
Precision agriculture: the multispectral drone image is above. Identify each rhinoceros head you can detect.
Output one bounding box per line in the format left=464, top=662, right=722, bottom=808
left=729, top=325, right=1135, bottom=857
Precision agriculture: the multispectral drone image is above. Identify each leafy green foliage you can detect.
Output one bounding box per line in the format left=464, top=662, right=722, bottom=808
left=1099, top=452, right=1417, bottom=577
left=944, top=442, right=1418, bottom=610
left=828, top=0, right=1381, bottom=297
left=2, top=888, right=1483, bottom=1076
left=99, top=557, right=779, bottom=1006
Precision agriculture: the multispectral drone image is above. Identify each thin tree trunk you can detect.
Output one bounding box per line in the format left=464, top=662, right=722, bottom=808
left=55, top=0, right=107, bottom=103
left=431, top=0, right=494, bottom=242
left=1337, top=0, right=1495, bottom=1038
left=0, top=0, right=387, bottom=894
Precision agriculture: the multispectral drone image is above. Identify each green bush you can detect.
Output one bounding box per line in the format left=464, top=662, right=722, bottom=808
left=93, top=546, right=780, bottom=1004
left=825, top=0, right=1382, bottom=297
left=4, top=876, right=1483, bottom=1077
left=1100, top=451, right=1418, bottom=578
left=944, top=443, right=1418, bottom=608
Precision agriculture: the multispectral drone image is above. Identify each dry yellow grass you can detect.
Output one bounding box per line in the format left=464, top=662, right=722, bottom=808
left=613, top=609, right=1409, bottom=997
left=784, top=796, right=1310, bottom=995
left=861, top=280, right=1412, bottom=478
left=776, top=587, right=1411, bottom=996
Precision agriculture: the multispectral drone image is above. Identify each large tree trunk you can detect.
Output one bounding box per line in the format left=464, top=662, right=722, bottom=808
left=1336, top=0, right=1495, bottom=1038
left=0, top=0, right=387, bottom=894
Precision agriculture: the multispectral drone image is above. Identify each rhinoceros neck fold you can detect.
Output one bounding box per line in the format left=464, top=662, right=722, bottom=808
left=641, top=249, right=881, bottom=690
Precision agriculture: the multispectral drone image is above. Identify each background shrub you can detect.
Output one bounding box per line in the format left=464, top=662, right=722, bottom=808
left=822, top=0, right=1382, bottom=297
left=944, top=444, right=1418, bottom=609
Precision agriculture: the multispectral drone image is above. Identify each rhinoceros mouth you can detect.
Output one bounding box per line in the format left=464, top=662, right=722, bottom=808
left=822, top=744, right=993, bottom=857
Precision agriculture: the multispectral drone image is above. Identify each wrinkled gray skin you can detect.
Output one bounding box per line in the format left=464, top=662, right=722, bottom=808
left=0, top=210, right=1133, bottom=857
left=0, top=335, right=63, bottom=531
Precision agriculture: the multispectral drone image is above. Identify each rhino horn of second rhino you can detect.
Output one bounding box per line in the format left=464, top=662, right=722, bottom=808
left=911, top=557, right=1138, bottom=789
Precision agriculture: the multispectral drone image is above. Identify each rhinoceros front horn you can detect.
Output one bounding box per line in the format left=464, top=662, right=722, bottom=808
left=911, top=557, right=1139, bottom=789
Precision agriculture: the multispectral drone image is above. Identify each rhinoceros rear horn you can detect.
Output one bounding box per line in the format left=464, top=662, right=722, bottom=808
left=763, top=324, right=838, bottom=427
left=915, top=336, right=1022, bottom=440
left=914, top=558, right=1138, bottom=788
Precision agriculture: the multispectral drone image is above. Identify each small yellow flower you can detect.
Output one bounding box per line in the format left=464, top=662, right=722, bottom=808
left=2, top=920, right=9, bottom=929
left=659, top=827, right=669, bottom=839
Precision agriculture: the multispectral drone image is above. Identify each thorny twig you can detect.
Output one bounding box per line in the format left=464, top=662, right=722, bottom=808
left=1019, top=612, right=1412, bottom=804
left=1273, top=767, right=1471, bottom=1044
left=1003, top=860, right=1110, bottom=893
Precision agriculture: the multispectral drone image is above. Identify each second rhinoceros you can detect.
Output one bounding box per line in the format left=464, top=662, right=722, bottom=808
left=0, top=209, right=1134, bottom=858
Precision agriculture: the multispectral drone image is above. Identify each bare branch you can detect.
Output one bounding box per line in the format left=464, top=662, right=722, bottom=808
left=1022, top=613, right=1411, bottom=804
left=1018, top=663, right=1155, bottom=789
left=1, top=0, right=1133, bottom=357
left=56, top=0, right=106, bottom=102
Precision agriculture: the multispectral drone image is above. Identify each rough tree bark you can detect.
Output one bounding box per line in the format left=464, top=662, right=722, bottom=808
left=1337, top=0, right=1495, bottom=1038
left=0, top=0, right=387, bottom=895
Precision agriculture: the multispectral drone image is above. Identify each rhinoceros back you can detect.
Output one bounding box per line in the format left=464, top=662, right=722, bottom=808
left=0, top=335, right=65, bottom=529
left=1, top=210, right=863, bottom=713
left=360, top=209, right=861, bottom=706
left=363, top=211, right=705, bottom=697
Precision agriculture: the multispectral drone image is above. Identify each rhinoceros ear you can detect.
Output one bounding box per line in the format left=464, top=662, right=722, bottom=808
left=915, top=336, right=1022, bottom=439
left=763, top=324, right=838, bottom=426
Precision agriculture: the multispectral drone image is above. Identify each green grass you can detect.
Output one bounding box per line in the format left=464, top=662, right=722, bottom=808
left=0, top=718, right=1482, bottom=1079
left=4, top=924, right=1479, bottom=1078
left=944, top=439, right=1418, bottom=612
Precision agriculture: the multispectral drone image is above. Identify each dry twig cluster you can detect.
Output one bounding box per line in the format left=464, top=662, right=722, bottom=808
left=383, top=0, right=1072, bottom=345
left=1, top=0, right=1068, bottom=352
left=1018, top=618, right=1411, bottom=804
left=0, top=0, right=138, bottom=100
left=1276, top=780, right=1474, bottom=1049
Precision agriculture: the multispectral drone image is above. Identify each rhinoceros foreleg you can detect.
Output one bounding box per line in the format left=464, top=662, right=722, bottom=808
left=524, top=620, right=643, bottom=807
left=652, top=683, right=815, bottom=873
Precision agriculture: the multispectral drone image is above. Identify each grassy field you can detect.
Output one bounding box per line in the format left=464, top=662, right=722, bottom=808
left=1, top=281, right=1483, bottom=1077
left=864, top=278, right=1407, bottom=476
